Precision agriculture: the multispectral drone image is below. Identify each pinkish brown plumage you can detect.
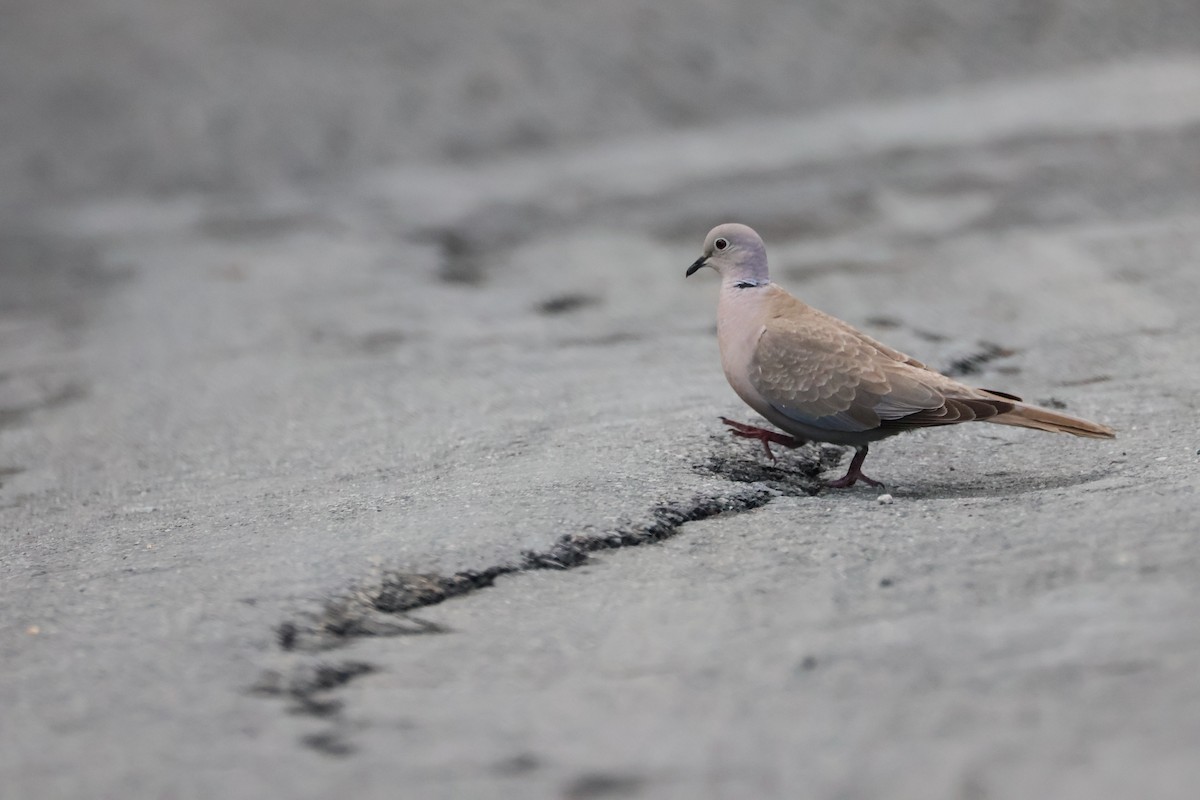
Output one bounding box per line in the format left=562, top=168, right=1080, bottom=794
left=686, top=223, right=1115, bottom=488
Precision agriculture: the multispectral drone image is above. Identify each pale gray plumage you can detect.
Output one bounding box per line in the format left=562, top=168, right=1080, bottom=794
left=686, top=223, right=1115, bottom=487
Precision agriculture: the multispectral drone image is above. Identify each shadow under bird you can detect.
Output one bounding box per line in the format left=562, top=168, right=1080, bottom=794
left=686, top=223, right=1115, bottom=488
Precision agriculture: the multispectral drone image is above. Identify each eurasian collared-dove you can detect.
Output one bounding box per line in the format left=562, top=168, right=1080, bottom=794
left=686, top=223, right=1115, bottom=488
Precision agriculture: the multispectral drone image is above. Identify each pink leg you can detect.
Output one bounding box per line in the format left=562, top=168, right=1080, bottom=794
left=719, top=417, right=805, bottom=462
left=825, top=445, right=884, bottom=489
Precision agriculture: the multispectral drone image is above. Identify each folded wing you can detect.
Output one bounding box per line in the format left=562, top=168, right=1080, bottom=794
left=749, top=302, right=1014, bottom=434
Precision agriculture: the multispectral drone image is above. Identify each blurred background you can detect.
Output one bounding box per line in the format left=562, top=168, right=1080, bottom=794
left=6, top=3, right=1200, bottom=798
left=4, top=0, right=1200, bottom=208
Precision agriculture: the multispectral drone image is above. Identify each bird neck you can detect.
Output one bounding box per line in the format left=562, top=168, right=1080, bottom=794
left=717, top=278, right=772, bottom=330
left=728, top=277, right=769, bottom=289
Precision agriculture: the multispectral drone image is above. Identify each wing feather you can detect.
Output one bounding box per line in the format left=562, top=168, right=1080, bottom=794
left=749, top=299, right=1014, bottom=434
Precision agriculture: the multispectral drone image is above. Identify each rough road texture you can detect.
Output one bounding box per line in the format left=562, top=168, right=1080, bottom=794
left=4, top=4, right=1200, bottom=800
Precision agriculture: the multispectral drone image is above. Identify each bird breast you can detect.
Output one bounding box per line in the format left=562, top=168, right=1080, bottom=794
left=716, top=286, right=775, bottom=420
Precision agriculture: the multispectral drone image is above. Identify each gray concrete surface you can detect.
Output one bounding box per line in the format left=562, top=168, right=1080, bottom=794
left=4, top=4, right=1200, bottom=800
left=5, top=0, right=1200, bottom=205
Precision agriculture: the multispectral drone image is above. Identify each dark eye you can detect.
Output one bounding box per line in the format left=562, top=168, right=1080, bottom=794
left=714, top=238, right=728, bottom=251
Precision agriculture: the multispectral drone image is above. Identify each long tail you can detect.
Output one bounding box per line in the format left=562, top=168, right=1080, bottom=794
left=982, top=393, right=1115, bottom=439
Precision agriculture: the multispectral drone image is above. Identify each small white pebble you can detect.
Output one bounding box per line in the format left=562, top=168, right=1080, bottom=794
left=1156, top=456, right=1167, bottom=462
left=876, top=493, right=894, bottom=505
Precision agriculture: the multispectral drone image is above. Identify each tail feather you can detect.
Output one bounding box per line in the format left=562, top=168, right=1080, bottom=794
left=984, top=397, right=1115, bottom=439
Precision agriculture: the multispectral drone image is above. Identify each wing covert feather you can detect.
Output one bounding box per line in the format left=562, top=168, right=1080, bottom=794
left=748, top=302, right=1013, bottom=433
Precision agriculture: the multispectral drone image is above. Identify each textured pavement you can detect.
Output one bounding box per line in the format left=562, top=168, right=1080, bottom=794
left=3, top=11, right=1200, bottom=800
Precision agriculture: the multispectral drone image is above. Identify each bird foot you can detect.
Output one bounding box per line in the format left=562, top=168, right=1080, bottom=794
left=824, top=445, right=885, bottom=489
left=825, top=471, right=884, bottom=490
left=719, top=417, right=805, bottom=462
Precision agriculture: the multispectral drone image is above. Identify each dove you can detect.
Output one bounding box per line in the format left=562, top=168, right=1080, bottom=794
left=686, top=223, right=1115, bottom=488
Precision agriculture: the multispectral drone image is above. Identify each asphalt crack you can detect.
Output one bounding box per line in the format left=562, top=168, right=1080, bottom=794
left=254, top=440, right=827, bottom=755
left=697, top=438, right=842, bottom=495
left=276, top=484, right=786, bottom=654
left=941, top=342, right=1017, bottom=377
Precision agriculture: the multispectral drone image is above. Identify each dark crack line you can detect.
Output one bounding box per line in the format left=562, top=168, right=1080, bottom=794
left=276, top=484, right=782, bottom=655
left=252, top=440, right=828, bottom=755
left=941, top=342, right=1017, bottom=377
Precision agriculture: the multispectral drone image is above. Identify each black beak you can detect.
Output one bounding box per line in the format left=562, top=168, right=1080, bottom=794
left=685, top=256, right=707, bottom=277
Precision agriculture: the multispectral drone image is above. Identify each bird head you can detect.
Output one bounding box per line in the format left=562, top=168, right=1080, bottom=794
left=686, top=223, right=770, bottom=285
